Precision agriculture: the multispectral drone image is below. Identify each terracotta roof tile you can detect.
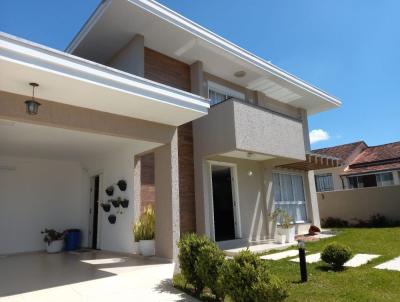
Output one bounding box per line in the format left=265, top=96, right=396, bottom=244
left=351, top=141, right=400, bottom=165
left=312, top=141, right=366, bottom=161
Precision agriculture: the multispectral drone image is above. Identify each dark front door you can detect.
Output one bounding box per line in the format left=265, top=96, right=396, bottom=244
left=211, top=165, right=236, bottom=241
left=91, top=175, right=100, bottom=249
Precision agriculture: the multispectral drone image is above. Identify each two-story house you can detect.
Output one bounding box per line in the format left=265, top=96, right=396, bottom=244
left=0, top=0, right=340, bottom=263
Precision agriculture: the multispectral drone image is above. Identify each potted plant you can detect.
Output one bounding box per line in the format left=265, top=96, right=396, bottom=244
left=133, top=205, right=155, bottom=256
left=41, top=229, right=65, bottom=253
left=111, top=198, right=121, bottom=208
left=271, top=209, right=295, bottom=243
left=100, top=201, right=111, bottom=212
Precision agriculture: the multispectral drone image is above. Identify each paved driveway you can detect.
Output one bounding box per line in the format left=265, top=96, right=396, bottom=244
left=0, top=251, right=197, bottom=302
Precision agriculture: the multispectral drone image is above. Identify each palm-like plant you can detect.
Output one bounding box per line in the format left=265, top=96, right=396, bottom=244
left=133, top=205, right=155, bottom=241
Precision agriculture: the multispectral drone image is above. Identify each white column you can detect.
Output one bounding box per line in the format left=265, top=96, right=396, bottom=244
left=307, top=170, right=321, bottom=228
left=393, top=171, right=400, bottom=185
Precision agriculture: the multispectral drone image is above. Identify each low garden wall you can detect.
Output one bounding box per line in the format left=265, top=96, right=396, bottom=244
left=318, top=185, right=400, bottom=222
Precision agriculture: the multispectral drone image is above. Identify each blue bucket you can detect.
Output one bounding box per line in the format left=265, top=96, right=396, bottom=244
left=65, top=229, right=81, bottom=251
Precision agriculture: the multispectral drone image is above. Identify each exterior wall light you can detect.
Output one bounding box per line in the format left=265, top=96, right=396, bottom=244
left=25, top=83, right=41, bottom=115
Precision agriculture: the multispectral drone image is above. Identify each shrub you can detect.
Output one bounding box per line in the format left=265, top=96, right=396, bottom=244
left=177, top=233, right=211, bottom=295
left=196, top=241, right=226, bottom=300
left=321, top=242, right=352, bottom=270
left=219, top=250, right=288, bottom=302
left=321, top=217, right=349, bottom=228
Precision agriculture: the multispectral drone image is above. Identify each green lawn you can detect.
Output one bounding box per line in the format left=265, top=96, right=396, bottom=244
left=265, top=227, right=400, bottom=302
left=174, top=228, right=400, bottom=301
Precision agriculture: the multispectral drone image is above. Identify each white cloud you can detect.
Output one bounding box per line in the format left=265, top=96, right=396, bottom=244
left=309, top=129, right=330, bottom=144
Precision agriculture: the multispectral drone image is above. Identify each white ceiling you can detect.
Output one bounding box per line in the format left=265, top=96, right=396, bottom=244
left=0, top=119, right=160, bottom=161
left=69, top=0, right=340, bottom=115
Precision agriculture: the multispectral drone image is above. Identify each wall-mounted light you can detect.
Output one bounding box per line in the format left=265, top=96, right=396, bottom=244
left=25, top=83, right=41, bottom=115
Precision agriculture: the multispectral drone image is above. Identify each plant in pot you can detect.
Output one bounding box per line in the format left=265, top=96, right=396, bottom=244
left=41, top=229, right=65, bottom=253
left=271, top=209, right=295, bottom=243
left=133, top=205, right=155, bottom=256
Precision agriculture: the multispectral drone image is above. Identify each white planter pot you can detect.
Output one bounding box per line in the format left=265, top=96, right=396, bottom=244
left=45, top=239, right=64, bottom=253
left=284, top=227, right=296, bottom=243
left=276, top=234, right=286, bottom=244
left=140, top=240, right=155, bottom=257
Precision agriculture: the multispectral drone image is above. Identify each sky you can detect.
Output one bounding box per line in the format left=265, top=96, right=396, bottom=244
left=1, top=0, right=399, bottom=149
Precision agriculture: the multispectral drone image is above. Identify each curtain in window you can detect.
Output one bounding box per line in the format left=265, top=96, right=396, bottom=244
left=376, top=172, right=394, bottom=187
left=209, top=90, right=228, bottom=106
left=273, top=173, right=307, bottom=223
left=315, top=174, right=333, bottom=192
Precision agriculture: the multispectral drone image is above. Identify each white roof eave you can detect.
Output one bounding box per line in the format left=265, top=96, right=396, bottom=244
left=66, top=0, right=341, bottom=111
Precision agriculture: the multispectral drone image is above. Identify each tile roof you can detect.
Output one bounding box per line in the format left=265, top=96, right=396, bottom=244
left=351, top=141, right=400, bottom=165
left=312, top=141, right=366, bottom=161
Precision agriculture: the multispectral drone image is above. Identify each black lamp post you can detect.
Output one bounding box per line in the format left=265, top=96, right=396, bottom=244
left=298, top=240, right=308, bottom=282
left=25, top=83, right=41, bottom=115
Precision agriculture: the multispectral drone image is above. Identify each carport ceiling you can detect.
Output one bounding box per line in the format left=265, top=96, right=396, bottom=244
left=0, top=119, right=160, bottom=161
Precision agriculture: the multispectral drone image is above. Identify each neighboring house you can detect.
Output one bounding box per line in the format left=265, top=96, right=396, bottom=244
left=0, top=0, right=340, bottom=263
left=314, top=141, right=400, bottom=191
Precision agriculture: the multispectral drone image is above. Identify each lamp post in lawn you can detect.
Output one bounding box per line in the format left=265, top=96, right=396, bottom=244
left=298, top=240, right=307, bottom=282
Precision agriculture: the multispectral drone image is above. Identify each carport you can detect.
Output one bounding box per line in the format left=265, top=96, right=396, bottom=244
left=0, top=33, right=208, bottom=263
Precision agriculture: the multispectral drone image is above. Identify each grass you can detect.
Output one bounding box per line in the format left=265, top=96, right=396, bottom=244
left=174, top=227, right=400, bottom=302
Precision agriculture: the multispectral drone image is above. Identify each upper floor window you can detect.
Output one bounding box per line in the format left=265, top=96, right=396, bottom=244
left=315, top=173, right=334, bottom=192
left=208, top=81, right=245, bottom=106
left=347, top=172, right=394, bottom=189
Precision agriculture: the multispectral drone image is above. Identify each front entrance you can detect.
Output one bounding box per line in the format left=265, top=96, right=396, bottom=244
left=211, top=164, right=237, bottom=241
left=89, top=175, right=100, bottom=249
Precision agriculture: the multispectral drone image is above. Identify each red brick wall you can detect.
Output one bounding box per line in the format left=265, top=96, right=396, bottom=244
left=144, top=47, right=191, bottom=92
left=140, top=153, right=155, bottom=214
left=144, top=47, right=196, bottom=234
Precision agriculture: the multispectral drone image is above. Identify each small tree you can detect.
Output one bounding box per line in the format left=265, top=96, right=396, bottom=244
left=321, top=242, right=352, bottom=270
left=196, top=241, right=225, bottom=300
left=219, top=250, right=288, bottom=302
left=177, top=233, right=209, bottom=295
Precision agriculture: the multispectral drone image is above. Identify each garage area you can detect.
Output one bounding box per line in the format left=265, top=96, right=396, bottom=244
left=0, top=119, right=161, bottom=255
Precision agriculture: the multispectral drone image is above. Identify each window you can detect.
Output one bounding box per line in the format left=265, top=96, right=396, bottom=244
left=273, top=172, right=307, bottom=223
left=315, top=173, right=334, bottom=192
left=208, top=81, right=245, bottom=106
left=347, top=172, right=394, bottom=189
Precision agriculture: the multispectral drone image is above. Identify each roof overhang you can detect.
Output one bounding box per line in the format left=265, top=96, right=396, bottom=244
left=66, top=0, right=341, bottom=115
left=277, top=153, right=341, bottom=171
left=0, top=32, right=209, bottom=126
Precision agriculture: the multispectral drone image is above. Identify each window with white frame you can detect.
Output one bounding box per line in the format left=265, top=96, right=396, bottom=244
left=208, top=81, right=245, bottom=106
left=273, top=172, right=307, bottom=223
left=315, top=173, right=334, bottom=192
left=347, top=172, right=394, bottom=189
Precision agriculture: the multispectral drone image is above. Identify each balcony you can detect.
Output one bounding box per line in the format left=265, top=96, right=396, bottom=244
left=193, top=99, right=306, bottom=161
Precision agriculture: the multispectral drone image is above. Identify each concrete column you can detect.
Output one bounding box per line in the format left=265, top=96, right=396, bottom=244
left=154, top=129, right=180, bottom=261
left=108, top=34, right=144, bottom=77
left=306, top=170, right=321, bottom=228
left=190, top=61, right=206, bottom=97
left=393, top=171, right=400, bottom=185
left=133, top=156, right=142, bottom=222
left=300, top=109, right=311, bottom=152
left=263, top=166, right=275, bottom=238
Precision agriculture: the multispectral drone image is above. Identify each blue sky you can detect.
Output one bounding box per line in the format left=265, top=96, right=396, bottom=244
left=1, top=0, right=399, bottom=149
